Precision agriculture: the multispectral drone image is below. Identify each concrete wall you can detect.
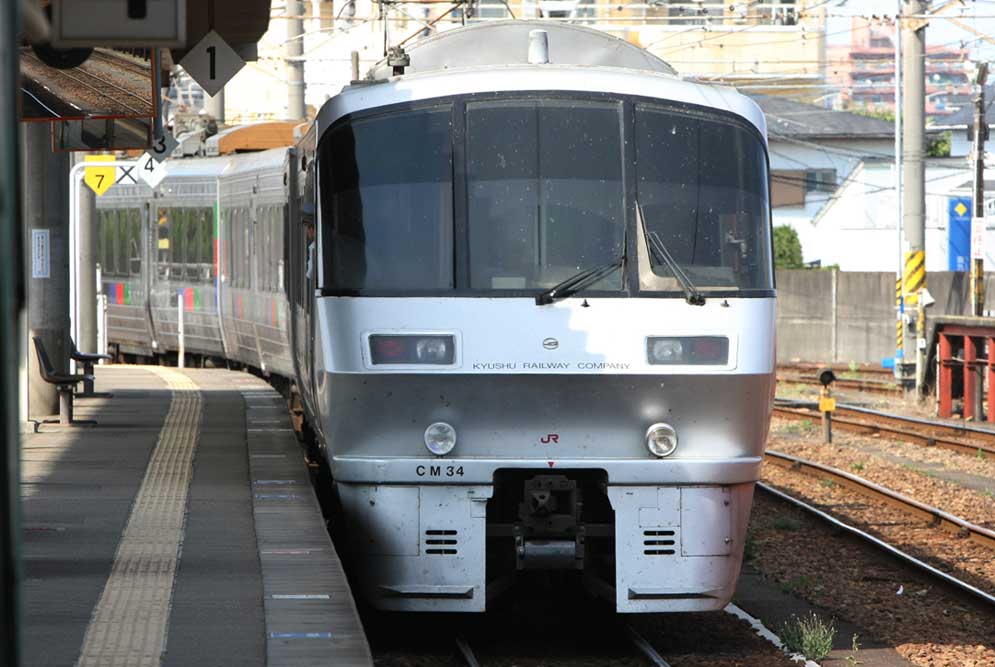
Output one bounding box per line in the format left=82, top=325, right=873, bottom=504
left=775, top=269, right=984, bottom=365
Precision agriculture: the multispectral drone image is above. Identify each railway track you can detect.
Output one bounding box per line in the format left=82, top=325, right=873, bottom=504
left=773, top=399, right=995, bottom=457
left=88, top=49, right=151, bottom=78
left=776, top=373, right=901, bottom=395
left=22, top=51, right=150, bottom=117
left=761, top=451, right=995, bottom=608
left=453, top=624, right=673, bottom=666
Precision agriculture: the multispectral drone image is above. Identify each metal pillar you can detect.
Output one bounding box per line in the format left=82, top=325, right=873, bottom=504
left=286, top=0, right=306, bottom=121
left=204, top=87, right=225, bottom=124
left=21, top=122, right=70, bottom=420
left=78, top=176, right=97, bottom=354
left=972, top=63, right=988, bottom=317
left=893, top=0, right=904, bottom=376
left=0, top=1, right=23, bottom=662
left=902, top=0, right=927, bottom=391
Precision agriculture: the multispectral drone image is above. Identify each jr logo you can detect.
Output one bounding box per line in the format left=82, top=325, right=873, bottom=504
left=540, top=434, right=559, bottom=444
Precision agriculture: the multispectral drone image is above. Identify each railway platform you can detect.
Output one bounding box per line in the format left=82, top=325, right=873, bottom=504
left=20, top=366, right=371, bottom=667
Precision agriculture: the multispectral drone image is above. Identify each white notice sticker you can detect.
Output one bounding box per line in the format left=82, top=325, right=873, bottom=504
left=972, top=216, right=986, bottom=260
left=32, top=229, right=50, bottom=279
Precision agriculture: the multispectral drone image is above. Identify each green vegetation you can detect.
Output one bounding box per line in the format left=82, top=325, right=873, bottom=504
left=743, top=529, right=757, bottom=561
left=851, top=462, right=865, bottom=473
left=773, top=225, right=804, bottom=269
left=778, top=575, right=812, bottom=594
left=772, top=514, right=802, bottom=531
left=978, top=448, right=987, bottom=461
left=846, top=634, right=864, bottom=667
left=778, top=612, right=837, bottom=662
left=820, top=478, right=838, bottom=489
left=926, top=131, right=951, bottom=158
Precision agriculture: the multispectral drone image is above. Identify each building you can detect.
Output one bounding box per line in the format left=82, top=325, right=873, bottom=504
left=826, top=17, right=971, bottom=120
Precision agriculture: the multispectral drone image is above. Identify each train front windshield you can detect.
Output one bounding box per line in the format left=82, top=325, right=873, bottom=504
left=319, top=95, right=771, bottom=297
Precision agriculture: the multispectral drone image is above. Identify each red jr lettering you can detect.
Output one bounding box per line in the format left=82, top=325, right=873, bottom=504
left=540, top=434, right=559, bottom=444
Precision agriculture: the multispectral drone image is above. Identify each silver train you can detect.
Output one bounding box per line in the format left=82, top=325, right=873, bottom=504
left=99, top=22, right=775, bottom=613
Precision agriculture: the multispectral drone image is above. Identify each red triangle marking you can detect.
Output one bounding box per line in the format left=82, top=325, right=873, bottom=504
left=548, top=461, right=555, bottom=468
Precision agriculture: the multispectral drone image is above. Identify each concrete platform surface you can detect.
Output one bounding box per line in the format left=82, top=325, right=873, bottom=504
left=20, top=365, right=372, bottom=667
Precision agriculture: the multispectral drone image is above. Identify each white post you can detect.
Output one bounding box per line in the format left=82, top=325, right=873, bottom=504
left=98, top=294, right=108, bottom=360
left=177, top=291, right=185, bottom=368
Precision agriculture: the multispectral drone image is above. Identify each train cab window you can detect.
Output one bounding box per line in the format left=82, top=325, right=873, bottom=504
left=319, top=106, right=454, bottom=291
left=465, top=100, right=624, bottom=291
left=634, top=105, right=772, bottom=292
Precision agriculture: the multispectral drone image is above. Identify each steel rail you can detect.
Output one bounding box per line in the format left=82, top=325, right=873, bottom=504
left=625, top=625, right=672, bottom=667
left=88, top=49, right=151, bottom=78
left=756, top=482, right=995, bottom=608
left=22, top=52, right=149, bottom=116
left=772, top=402, right=995, bottom=457
left=776, top=374, right=901, bottom=395
left=764, top=449, right=995, bottom=551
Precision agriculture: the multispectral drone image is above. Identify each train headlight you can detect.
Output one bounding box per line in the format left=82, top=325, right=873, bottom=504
left=416, top=337, right=449, bottom=363
left=646, top=336, right=729, bottom=365
left=369, top=334, right=456, bottom=365
left=645, top=423, right=678, bottom=458
left=424, top=422, right=457, bottom=456
left=651, top=339, right=683, bottom=363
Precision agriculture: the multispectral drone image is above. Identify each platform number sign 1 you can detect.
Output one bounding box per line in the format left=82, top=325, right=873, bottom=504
left=137, top=152, right=167, bottom=189
left=179, top=30, right=245, bottom=98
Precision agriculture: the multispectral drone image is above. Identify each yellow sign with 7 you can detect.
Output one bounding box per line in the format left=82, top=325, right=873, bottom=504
left=83, top=155, right=116, bottom=196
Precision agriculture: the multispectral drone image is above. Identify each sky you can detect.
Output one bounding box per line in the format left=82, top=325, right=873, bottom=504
left=825, top=0, right=995, bottom=60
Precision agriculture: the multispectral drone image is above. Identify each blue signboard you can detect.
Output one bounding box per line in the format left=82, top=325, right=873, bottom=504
left=949, top=196, right=972, bottom=271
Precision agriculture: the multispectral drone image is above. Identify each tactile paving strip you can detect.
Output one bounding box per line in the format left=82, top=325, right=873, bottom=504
left=76, top=368, right=202, bottom=667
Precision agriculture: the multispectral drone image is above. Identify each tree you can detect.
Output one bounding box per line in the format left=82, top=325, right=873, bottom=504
left=773, top=225, right=804, bottom=269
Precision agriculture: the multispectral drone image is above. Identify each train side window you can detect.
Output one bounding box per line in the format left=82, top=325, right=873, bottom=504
left=243, top=208, right=251, bottom=290
left=98, top=209, right=114, bottom=276
left=114, top=210, right=127, bottom=279
left=156, top=208, right=171, bottom=280
left=203, top=208, right=216, bottom=281
left=185, top=209, right=201, bottom=282
left=128, top=209, right=142, bottom=276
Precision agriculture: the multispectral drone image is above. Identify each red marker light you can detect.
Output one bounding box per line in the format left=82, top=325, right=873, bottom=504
left=377, top=338, right=404, bottom=358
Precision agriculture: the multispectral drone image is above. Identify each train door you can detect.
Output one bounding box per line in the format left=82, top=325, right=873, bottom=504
left=289, top=146, right=316, bottom=416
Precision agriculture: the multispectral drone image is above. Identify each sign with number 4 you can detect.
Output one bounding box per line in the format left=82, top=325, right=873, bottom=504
left=148, top=131, right=178, bottom=164
left=138, top=152, right=167, bottom=189
left=179, top=30, right=245, bottom=97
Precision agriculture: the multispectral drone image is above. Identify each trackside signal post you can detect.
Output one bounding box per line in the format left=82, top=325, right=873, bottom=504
left=972, top=62, right=989, bottom=318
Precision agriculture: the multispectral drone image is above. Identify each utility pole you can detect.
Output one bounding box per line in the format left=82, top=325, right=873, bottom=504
left=972, top=62, right=988, bottom=317
left=894, top=1, right=904, bottom=378
left=286, top=0, right=306, bottom=121
left=902, top=0, right=928, bottom=392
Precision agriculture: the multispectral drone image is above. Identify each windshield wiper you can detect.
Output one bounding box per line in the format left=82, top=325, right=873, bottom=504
left=535, top=259, right=622, bottom=306
left=636, top=202, right=705, bottom=306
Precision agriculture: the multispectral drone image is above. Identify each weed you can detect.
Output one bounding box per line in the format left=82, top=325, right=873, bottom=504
left=978, top=448, right=987, bottom=461
left=743, top=530, right=757, bottom=561
left=820, top=478, right=838, bottom=489
left=851, top=462, right=865, bottom=473
left=778, top=612, right=836, bottom=661
left=772, top=514, right=802, bottom=531
left=801, top=419, right=814, bottom=430
left=846, top=634, right=864, bottom=667
left=982, top=489, right=994, bottom=499
left=778, top=575, right=812, bottom=593
left=848, top=361, right=858, bottom=373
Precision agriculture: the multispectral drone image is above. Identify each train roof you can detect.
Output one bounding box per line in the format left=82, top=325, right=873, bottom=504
left=367, top=21, right=676, bottom=79
left=314, top=21, right=765, bottom=142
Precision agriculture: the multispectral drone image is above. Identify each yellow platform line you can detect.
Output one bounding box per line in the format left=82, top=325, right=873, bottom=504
left=77, top=368, right=202, bottom=667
